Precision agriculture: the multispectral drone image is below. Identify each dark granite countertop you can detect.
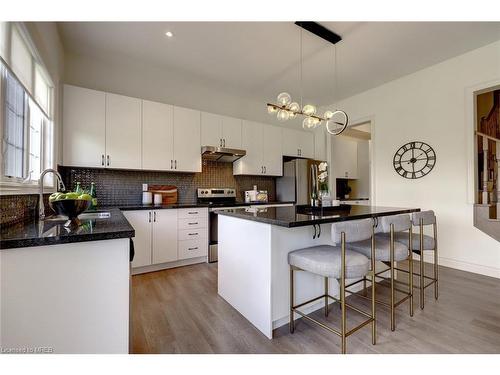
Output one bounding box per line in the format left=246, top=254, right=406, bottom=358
left=216, top=204, right=420, bottom=228
left=0, top=208, right=135, bottom=250
left=112, top=201, right=294, bottom=210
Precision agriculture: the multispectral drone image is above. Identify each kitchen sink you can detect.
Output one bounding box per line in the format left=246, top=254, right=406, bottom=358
left=43, top=211, right=111, bottom=221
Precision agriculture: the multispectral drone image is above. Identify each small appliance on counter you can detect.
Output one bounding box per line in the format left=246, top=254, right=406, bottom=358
left=244, top=185, right=268, bottom=203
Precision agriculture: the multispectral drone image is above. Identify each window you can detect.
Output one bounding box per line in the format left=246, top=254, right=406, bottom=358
left=0, top=22, right=55, bottom=191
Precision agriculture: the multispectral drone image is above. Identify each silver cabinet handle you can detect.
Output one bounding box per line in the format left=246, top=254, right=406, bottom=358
left=220, top=138, right=222, bottom=147
left=188, top=222, right=198, bottom=225
left=188, top=232, right=198, bottom=236
left=154, top=211, right=157, bottom=222
left=170, top=160, right=173, bottom=169
left=175, top=160, right=177, bottom=169
left=148, top=212, right=151, bottom=223
left=101, top=154, right=104, bottom=166
left=264, top=166, right=266, bottom=174
left=188, top=247, right=199, bottom=251
left=106, top=155, right=110, bottom=166
left=223, top=139, right=226, bottom=147
left=188, top=211, right=198, bottom=215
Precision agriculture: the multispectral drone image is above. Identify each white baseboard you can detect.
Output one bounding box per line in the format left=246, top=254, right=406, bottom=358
left=131, top=256, right=207, bottom=275
left=436, top=256, right=500, bottom=279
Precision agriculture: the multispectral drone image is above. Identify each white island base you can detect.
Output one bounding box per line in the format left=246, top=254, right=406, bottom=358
left=218, top=215, right=366, bottom=339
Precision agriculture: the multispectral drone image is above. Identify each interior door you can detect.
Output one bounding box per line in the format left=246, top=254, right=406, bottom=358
left=173, top=106, right=202, bottom=172
left=105, top=93, right=142, bottom=169
left=152, top=209, right=178, bottom=264
left=142, top=100, right=174, bottom=171
left=123, top=210, right=152, bottom=268
left=201, top=112, right=222, bottom=147
left=262, top=125, right=283, bottom=176
left=221, top=116, right=242, bottom=149
left=62, top=85, right=106, bottom=168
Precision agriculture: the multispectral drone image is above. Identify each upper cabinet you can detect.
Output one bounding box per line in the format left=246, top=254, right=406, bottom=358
left=233, top=121, right=282, bottom=176
left=173, top=106, right=202, bottom=173
left=313, top=126, right=327, bottom=162
left=63, top=85, right=106, bottom=168
left=282, top=128, right=314, bottom=159
left=332, top=136, right=358, bottom=179
left=201, top=112, right=242, bottom=149
left=105, top=93, right=142, bottom=169
left=142, top=100, right=174, bottom=171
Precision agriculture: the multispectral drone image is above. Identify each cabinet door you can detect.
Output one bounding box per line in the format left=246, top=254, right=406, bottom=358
left=233, top=120, right=263, bottom=175
left=173, top=106, right=202, bottom=172
left=105, top=93, right=142, bottom=169
left=299, top=131, right=315, bottom=159
left=123, top=210, right=152, bottom=268
left=221, top=116, right=242, bottom=149
left=332, top=137, right=358, bottom=179
left=142, top=100, right=174, bottom=171
left=63, top=85, right=106, bottom=168
left=262, top=125, right=283, bottom=176
left=201, top=112, right=222, bottom=147
left=282, top=128, right=301, bottom=157
left=313, top=126, right=327, bottom=161
left=152, top=209, right=178, bottom=264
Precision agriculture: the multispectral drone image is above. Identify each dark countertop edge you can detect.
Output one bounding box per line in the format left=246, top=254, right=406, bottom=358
left=114, top=201, right=294, bottom=210
left=216, top=208, right=420, bottom=228
left=0, top=229, right=135, bottom=250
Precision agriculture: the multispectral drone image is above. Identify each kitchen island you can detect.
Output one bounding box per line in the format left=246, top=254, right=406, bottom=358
left=216, top=204, right=419, bottom=339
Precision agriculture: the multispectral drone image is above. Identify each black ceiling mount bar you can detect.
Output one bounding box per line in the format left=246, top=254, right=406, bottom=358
left=294, top=21, right=342, bottom=45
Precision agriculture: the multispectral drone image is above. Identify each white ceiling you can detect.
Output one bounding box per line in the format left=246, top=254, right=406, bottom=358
left=58, top=22, right=500, bottom=106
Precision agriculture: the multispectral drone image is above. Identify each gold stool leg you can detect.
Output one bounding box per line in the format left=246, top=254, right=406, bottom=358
left=324, top=277, right=329, bottom=317
left=363, top=277, right=367, bottom=296
left=409, top=227, right=414, bottom=317
left=371, top=226, right=377, bottom=345
left=420, top=219, right=425, bottom=310
left=434, top=222, right=439, bottom=300
left=341, top=232, right=347, bottom=354
left=390, top=224, right=395, bottom=331
left=289, top=266, right=295, bottom=333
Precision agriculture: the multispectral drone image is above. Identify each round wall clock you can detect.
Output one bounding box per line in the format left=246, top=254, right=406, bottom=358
left=393, top=141, right=436, bottom=179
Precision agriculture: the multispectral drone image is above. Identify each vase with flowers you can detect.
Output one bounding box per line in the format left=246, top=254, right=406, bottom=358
left=317, top=162, right=331, bottom=206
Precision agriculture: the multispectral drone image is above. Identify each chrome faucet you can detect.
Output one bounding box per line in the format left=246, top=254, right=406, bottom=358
left=39, top=168, right=66, bottom=220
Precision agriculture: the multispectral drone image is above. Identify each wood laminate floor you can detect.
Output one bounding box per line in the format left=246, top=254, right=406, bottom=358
left=131, top=262, right=500, bottom=354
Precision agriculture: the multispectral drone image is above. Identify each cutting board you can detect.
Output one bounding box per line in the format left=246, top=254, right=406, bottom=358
left=148, top=185, right=178, bottom=205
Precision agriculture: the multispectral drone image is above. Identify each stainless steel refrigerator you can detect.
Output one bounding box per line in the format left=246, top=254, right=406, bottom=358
left=276, top=159, right=311, bottom=205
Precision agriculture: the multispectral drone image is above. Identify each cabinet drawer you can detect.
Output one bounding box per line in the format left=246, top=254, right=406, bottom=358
left=177, top=208, right=208, bottom=219
left=178, top=239, right=208, bottom=260
left=178, top=228, right=208, bottom=241
left=178, top=217, right=207, bottom=230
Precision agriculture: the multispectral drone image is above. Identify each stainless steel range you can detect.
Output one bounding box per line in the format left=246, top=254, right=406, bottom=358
left=197, top=188, right=247, bottom=263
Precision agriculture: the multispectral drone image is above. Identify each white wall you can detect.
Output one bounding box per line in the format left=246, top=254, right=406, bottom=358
left=331, top=40, right=500, bottom=278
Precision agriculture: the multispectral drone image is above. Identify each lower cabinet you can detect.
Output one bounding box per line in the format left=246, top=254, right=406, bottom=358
left=123, top=208, right=208, bottom=271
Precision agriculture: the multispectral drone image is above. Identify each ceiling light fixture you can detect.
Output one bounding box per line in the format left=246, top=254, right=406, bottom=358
left=266, top=22, right=348, bottom=136
left=165, top=31, right=174, bottom=38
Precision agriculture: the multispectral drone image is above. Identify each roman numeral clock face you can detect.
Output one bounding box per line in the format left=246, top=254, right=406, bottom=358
left=393, top=141, right=436, bottom=179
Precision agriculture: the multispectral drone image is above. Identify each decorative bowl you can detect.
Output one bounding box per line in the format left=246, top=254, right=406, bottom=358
left=49, top=199, right=91, bottom=224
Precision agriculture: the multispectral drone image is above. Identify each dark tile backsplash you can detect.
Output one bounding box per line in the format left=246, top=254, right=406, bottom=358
left=58, top=160, right=277, bottom=206
left=0, top=194, right=50, bottom=226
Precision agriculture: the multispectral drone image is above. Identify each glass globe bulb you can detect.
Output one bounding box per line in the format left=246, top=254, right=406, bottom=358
left=267, top=105, right=278, bottom=114
left=288, top=102, right=300, bottom=113
left=277, top=92, right=292, bottom=106
left=302, top=117, right=316, bottom=129
left=277, top=109, right=290, bottom=122
left=289, top=112, right=297, bottom=119
left=302, top=104, right=317, bottom=116
left=324, top=110, right=334, bottom=120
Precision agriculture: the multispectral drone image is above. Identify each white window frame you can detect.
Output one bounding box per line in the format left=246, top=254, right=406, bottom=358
left=0, top=22, right=55, bottom=195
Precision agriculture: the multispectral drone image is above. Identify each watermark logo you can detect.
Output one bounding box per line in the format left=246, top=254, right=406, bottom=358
left=1, top=346, right=54, bottom=354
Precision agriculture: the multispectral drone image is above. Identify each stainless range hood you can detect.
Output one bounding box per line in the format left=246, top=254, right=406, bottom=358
left=201, top=146, right=246, bottom=162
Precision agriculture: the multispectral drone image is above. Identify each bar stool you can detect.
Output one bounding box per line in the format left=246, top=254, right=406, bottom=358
left=288, top=218, right=376, bottom=354
left=388, top=211, right=438, bottom=309
left=347, top=214, right=414, bottom=331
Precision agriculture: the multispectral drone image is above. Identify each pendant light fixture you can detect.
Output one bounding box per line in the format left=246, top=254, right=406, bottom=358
left=267, top=22, right=348, bottom=136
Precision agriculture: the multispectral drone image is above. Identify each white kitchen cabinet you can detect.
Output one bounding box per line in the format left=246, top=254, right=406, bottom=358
left=262, top=125, right=283, bottom=176
left=105, top=93, right=142, bottom=169
left=313, top=126, right=327, bottom=161
left=173, top=106, right=202, bottom=172
left=282, top=128, right=314, bottom=159
left=152, top=209, right=178, bottom=264
left=233, top=121, right=282, bottom=176
left=63, top=85, right=106, bottom=168
left=177, top=208, right=208, bottom=261
left=201, top=112, right=242, bottom=149
left=123, top=210, right=152, bottom=268
left=142, top=100, right=174, bottom=171
left=332, top=136, right=358, bottom=179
